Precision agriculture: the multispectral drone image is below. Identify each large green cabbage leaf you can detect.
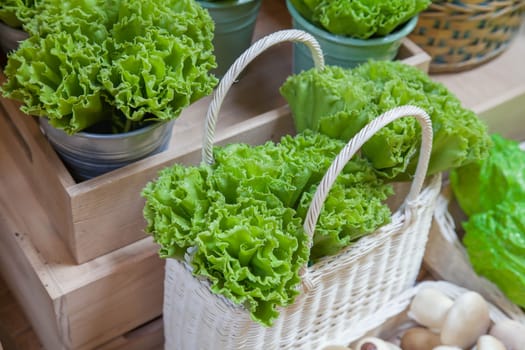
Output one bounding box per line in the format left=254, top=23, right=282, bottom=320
left=142, top=131, right=393, bottom=325
left=463, top=201, right=525, bottom=307
left=289, top=0, right=430, bottom=39
left=1, top=0, right=217, bottom=134
left=280, top=61, right=492, bottom=180
left=450, top=134, right=525, bottom=217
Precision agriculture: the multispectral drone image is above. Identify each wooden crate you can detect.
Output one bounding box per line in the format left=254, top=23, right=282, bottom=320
left=0, top=0, right=431, bottom=264
left=0, top=103, right=296, bottom=350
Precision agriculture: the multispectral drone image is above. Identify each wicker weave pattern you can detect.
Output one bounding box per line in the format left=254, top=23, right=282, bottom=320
left=409, top=0, right=525, bottom=73
left=164, top=180, right=440, bottom=349
left=163, top=30, right=442, bottom=350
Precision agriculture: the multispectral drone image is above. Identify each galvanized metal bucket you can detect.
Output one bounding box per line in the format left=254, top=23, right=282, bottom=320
left=286, top=0, right=418, bottom=73
left=39, top=119, right=174, bottom=181
left=198, top=0, right=262, bottom=78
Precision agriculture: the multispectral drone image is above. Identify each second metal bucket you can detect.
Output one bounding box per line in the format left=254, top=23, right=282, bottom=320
left=199, top=0, right=262, bottom=78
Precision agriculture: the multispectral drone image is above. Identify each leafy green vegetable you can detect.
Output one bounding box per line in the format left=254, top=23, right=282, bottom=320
left=1, top=0, right=218, bottom=134
left=463, top=201, right=525, bottom=307
left=450, top=134, right=525, bottom=308
left=289, top=0, right=430, bottom=39
left=0, top=0, right=35, bottom=28
left=192, top=194, right=308, bottom=326
left=142, top=130, right=393, bottom=325
left=450, top=134, right=525, bottom=217
left=297, top=161, right=393, bottom=260
left=280, top=61, right=492, bottom=180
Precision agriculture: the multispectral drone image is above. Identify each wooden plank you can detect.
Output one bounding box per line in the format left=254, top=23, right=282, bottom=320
left=97, top=318, right=163, bottom=350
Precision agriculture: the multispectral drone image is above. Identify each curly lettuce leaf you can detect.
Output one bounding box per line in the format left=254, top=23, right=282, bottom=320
left=142, top=165, right=217, bottom=259
left=2, top=0, right=217, bottom=134
left=463, top=201, right=525, bottom=307
left=24, top=0, right=117, bottom=40
left=280, top=65, right=376, bottom=132
left=100, top=0, right=217, bottom=124
left=280, top=61, right=492, bottom=180
left=192, top=194, right=309, bottom=326
left=297, top=159, right=393, bottom=260
left=451, top=134, right=525, bottom=217
left=1, top=33, right=109, bottom=133
left=0, top=0, right=35, bottom=28
left=288, top=0, right=430, bottom=39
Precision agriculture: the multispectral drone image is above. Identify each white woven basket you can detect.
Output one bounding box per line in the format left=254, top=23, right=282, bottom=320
left=163, top=29, right=442, bottom=350
left=424, top=189, right=525, bottom=323
left=343, top=280, right=521, bottom=346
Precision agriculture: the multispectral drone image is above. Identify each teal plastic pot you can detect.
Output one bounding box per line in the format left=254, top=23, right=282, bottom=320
left=40, top=119, right=174, bottom=181
left=198, top=0, right=262, bottom=78
left=286, top=0, right=419, bottom=73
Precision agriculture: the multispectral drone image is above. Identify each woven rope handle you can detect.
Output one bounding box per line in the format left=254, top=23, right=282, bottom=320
left=201, top=29, right=325, bottom=165
left=304, top=105, right=433, bottom=240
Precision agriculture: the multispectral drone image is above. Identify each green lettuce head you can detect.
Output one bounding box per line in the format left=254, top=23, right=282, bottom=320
left=463, top=201, right=525, bottom=307
left=1, top=0, right=218, bottom=134
left=289, top=0, right=430, bottom=39
left=280, top=61, right=492, bottom=180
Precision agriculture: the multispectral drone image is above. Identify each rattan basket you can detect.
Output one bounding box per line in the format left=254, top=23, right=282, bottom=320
left=162, top=30, right=442, bottom=350
left=409, top=0, right=525, bottom=73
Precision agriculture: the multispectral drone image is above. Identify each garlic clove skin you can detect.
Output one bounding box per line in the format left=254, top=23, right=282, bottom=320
left=489, top=319, right=525, bottom=350
left=322, top=346, right=351, bottom=350
left=355, top=337, right=400, bottom=350
left=408, top=287, right=454, bottom=332
left=400, top=327, right=442, bottom=350
left=440, top=291, right=491, bottom=349
left=433, top=346, right=462, bottom=350
left=476, top=335, right=506, bottom=350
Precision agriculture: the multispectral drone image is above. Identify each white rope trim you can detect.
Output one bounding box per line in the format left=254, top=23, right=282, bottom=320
left=304, top=105, right=433, bottom=241
left=201, top=29, right=324, bottom=165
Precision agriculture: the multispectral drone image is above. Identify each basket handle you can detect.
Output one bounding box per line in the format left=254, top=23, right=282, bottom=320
left=303, top=105, right=433, bottom=242
left=201, top=29, right=325, bottom=165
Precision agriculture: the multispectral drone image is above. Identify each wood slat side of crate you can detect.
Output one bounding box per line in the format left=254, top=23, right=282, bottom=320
left=97, top=317, right=163, bottom=350
left=0, top=106, right=296, bottom=349
left=0, top=96, right=76, bottom=253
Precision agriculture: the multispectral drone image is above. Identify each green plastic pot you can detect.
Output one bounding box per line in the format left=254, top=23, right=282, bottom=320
left=286, top=0, right=419, bottom=73
left=198, top=0, right=262, bottom=78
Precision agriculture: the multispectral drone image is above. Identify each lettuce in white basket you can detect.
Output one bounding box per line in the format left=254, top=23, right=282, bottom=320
left=142, top=131, right=393, bottom=326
